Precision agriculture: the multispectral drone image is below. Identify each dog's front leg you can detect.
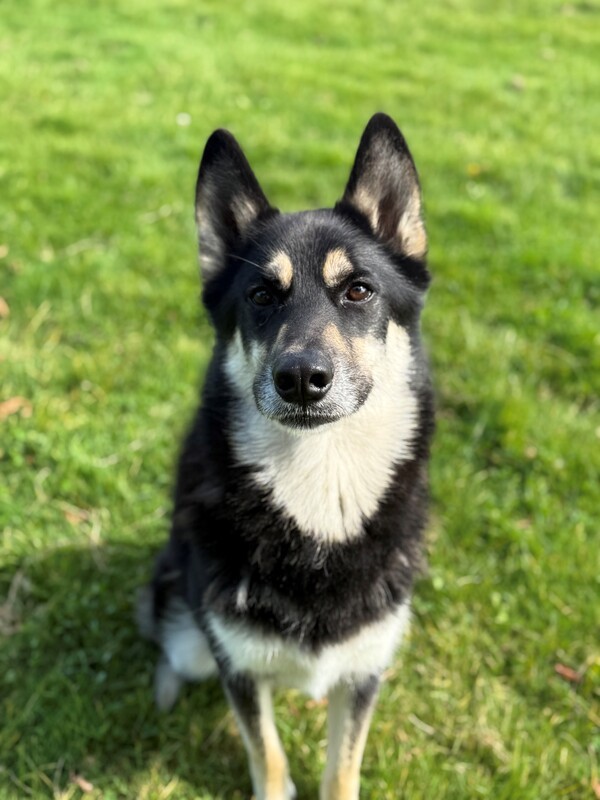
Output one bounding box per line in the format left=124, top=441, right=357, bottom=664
left=320, top=676, right=380, bottom=800
left=224, top=673, right=296, bottom=800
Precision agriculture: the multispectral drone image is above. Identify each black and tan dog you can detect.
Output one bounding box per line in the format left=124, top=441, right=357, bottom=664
left=138, top=113, right=434, bottom=799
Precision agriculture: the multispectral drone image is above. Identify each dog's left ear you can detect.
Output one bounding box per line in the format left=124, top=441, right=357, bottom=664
left=338, top=113, right=427, bottom=259
left=195, top=130, right=274, bottom=281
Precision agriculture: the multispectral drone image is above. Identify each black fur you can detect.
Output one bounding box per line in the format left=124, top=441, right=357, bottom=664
left=152, top=377, right=433, bottom=650
left=145, top=111, right=434, bottom=658
left=141, top=114, right=436, bottom=800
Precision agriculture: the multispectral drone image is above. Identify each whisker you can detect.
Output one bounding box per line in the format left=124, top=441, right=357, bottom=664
left=226, top=253, right=264, bottom=270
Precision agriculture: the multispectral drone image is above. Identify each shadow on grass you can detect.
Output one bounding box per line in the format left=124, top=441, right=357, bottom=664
left=0, top=542, right=316, bottom=799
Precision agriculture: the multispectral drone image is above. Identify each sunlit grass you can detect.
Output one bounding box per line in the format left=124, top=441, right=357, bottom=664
left=1, top=0, right=598, bottom=797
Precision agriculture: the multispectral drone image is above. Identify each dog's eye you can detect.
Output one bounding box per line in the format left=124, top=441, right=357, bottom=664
left=248, top=287, right=275, bottom=307
left=345, top=283, right=373, bottom=303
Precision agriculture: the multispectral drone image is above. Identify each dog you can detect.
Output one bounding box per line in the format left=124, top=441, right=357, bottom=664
left=138, top=113, right=434, bottom=800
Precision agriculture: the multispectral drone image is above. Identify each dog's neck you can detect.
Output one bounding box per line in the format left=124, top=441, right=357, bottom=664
left=225, top=322, right=419, bottom=544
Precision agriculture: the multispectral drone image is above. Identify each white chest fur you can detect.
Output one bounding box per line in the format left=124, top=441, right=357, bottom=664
left=207, top=603, right=410, bottom=699
left=225, top=322, right=418, bottom=543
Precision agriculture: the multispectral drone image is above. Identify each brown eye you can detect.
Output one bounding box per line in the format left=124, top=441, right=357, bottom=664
left=249, top=287, right=275, bottom=307
left=345, top=283, right=373, bottom=303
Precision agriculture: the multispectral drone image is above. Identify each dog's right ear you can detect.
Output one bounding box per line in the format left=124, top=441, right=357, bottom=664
left=195, top=130, right=274, bottom=281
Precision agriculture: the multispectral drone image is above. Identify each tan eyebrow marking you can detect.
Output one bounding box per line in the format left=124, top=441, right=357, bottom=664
left=322, top=248, right=354, bottom=288
left=264, top=251, right=293, bottom=290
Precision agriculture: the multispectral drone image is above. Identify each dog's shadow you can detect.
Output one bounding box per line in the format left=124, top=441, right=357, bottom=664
left=0, top=542, right=318, bottom=798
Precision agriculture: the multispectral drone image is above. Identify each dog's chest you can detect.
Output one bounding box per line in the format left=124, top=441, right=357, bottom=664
left=208, top=603, right=409, bottom=698
left=251, top=428, right=394, bottom=541
left=227, top=336, right=418, bottom=543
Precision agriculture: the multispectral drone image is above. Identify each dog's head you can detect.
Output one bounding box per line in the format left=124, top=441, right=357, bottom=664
left=195, top=114, right=429, bottom=430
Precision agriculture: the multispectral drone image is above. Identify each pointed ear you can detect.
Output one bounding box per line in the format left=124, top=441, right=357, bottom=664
left=195, top=130, right=274, bottom=280
left=338, top=113, right=427, bottom=259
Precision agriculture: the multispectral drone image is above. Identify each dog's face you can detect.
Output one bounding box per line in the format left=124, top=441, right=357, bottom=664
left=195, top=114, right=429, bottom=430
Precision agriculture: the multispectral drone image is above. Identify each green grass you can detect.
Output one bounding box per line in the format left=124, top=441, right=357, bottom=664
left=1, top=0, right=598, bottom=797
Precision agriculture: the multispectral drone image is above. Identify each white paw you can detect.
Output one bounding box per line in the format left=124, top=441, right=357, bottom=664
left=154, top=656, right=183, bottom=711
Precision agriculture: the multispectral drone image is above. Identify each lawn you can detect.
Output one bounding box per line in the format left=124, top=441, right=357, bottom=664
left=0, top=0, right=598, bottom=797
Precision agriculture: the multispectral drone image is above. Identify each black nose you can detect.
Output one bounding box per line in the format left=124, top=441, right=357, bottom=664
left=272, top=350, right=334, bottom=405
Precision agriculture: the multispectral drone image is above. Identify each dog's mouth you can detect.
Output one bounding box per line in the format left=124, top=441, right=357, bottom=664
left=272, top=408, right=343, bottom=430
left=255, top=394, right=363, bottom=431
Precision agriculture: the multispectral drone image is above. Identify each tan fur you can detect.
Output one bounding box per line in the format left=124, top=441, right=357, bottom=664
left=320, top=683, right=378, bottom=800
left=231, top=194, right=262, bottom=235
left=197, top=186, right=263, bottom=280
left=265, top=251, right=293, bottom=290
left=349, top=332, right=381, bottom=365
left=241, top=682, right=293, bottom=800
left=261, top=717, right=289, bottom=798
left=349, top=187, right=380, bottom=233
left=322, top=248, right=354, bottom=288
left=397, top=186, right=427, bottom=258
left=349, top=186, right=427, bottom=258
left=322, top=322, right=350, bottom=357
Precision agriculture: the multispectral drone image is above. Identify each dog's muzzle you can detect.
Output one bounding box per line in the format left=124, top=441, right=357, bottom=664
left=272, top=350, right=334, bottom=406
